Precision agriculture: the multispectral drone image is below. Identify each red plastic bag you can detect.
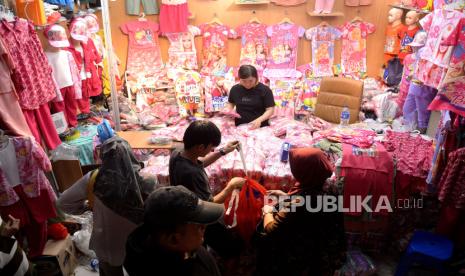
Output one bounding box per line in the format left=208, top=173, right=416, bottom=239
left=224, top=178, right=267, bottom=244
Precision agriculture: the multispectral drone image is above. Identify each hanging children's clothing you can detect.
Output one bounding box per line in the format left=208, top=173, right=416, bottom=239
left=396, top=53, right=416, bottom=113
left=305, top=25, right=341, bottom=77
left=125, top=0, right=158, bottom=15
left=46, top=50, right=81, bottom=128
left=164, top=25, right=200, bottom=70
left=384, top=22, right=404, bottom=63
left=0, top=37, right=31, bottom=137
left=428, top=17, right=465, bottom=117
left=339, top=20, right=376, bottom=78
left=263, top=23, right=305, bottom=79
left=269, top=78, right=298, bottom=118
left=159, top=0, right=189, bottom=33
left=398, top=25, right=420, bottom=62
left=199, top=23, right=236, bottom=77
left=235, top=22, right=269, bottom=74
left=415, top=9, right=465, bottom=89
left=0, top=136, right=57, bottom=258
left=120, top=20, right=164, bottom=77
left=0, top=19, right=60, bottom=149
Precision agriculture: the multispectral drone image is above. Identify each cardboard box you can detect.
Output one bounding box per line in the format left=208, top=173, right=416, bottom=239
left=33, top=235, right=78, bottom=276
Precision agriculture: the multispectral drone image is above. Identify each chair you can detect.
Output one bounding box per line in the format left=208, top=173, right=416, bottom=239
left=314, top=77, right=364, bottom=124
left=395, top=231, right=454, bottom=276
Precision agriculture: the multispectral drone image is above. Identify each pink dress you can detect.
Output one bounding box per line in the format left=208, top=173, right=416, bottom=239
left=428, top=17, right=465, bottom=116
left=263, top=23, right=305, bottom=79
left=339, top=21, right=375, bottom=79
left=120, top=20, right=163, bottom=76
left=159, top=0, right=189, bottom=34
left=164, top=25, right=200, bottom=70
left=305, top=25, right=341, bottom=77
left=199, top=23, right=236, bottom=77
left=415, top=9, right=465, bottom=89
left=235, top=22, right=269, bottom=73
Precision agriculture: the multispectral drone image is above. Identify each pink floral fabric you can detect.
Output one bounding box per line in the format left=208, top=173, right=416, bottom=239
left=313, top=128, right=376, bottom=148
left=396, top=53, right=416, bottom=111
left=199, top=23, right=236, bottom=76
left=0, top=19, right=57, bottom=110
left=0, top=137, right=56, bottom=207
left=339, top=21, right=375, bottom=78
left=416, top=9, right=465, bottom=88
left=382, top=130, right=433, bottom=178
left=235, top=22, right=269, bottom=72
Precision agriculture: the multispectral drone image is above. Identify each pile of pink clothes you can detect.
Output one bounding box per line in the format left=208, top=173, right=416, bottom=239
left=143, top=115, right=333, bottom=192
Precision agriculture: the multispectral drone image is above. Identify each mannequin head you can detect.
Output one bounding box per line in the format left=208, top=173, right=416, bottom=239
left=388, top=8, right=404, bottom=25
left=405, top=10, right=420, bottom=29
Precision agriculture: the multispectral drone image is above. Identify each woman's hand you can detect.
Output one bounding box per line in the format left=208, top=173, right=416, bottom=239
left=249, top=119, right=262, bottom=130
left=0, top=215, right=20, bottom=237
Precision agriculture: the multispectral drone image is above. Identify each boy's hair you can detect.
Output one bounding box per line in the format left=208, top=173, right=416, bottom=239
left=183, top=120, right=221, bottom=150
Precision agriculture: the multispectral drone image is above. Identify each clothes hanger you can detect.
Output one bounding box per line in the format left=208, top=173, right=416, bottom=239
left=208, top=13, right=223, bottom=25
left=249, top=17, right=261, bottom=24
left=138, top=12, right=147, bottom=21
left=351, top=16, right=363, bottom=23
left=279, top=17, right=293, bottom=25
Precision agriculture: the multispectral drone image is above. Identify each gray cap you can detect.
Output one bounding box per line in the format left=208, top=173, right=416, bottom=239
left=144, top=186, right=224, bottom=228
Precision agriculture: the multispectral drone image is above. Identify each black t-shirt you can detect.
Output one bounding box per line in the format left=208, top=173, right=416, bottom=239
left=169, top=150, right=213, bottom=201
left=125, top=225, right=221, bottom=276
left=228, top=82, right=275, bottom=127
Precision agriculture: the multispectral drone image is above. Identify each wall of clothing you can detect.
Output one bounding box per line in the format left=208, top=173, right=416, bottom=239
left=88, top=0, right=394, bottom=77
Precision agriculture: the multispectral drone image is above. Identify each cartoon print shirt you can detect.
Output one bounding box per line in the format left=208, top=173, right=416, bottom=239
left=398, top=25, right=420, bottom=61
left=419, top=9, right=465, bottom=68
left=164, top=25, right=201, bottom=70
left=384, top=23, right=404, bottom=55
left=429, top=17, right=465, bottom=116
left=339, top=21, right=376, bottom=76
left=235, top=22, right=269, bottom=72
left=120, top=21, right=163, bottom=74
left=266, top=23, right=305, bottom=70
left=199, top=23, right=236, bottom=77
left=305, top=25, right=341, bottom=77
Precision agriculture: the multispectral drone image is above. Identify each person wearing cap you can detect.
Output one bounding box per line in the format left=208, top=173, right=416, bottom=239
left=44, top=24, right=81, bottom=129
left=169, top=120, right=246, bottom=271
left=124, top=186, right=223, bottom=276
left=402, top=31, right=437, bottom=134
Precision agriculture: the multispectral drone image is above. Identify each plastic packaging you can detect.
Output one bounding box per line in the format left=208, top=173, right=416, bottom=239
left=50, top=143, right=80, bottom=161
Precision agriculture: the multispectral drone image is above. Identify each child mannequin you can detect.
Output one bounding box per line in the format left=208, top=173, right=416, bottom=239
left=314, top=0, right=335, bottom=14
left=398, top=10, right=420, bottom=63
left=66, top=18, right=102, bottom=118
left=402, top=31, right=437, bottom=134
left=44, top=25, right=81, bottom=128
left=384, top=8, right=404, bottom=64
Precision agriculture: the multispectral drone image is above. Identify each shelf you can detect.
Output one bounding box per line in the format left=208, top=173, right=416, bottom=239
left=389, top=4, right=431, bottom=14
left=235, top=0, right=270, bottom=5
left=307, top=11, right=344, bottom=17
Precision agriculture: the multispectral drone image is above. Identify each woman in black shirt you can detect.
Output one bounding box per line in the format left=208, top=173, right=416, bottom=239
left=225, top=65, right=275, bottom=129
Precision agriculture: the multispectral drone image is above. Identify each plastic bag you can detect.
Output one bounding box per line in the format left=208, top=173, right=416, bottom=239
left=51, top=143, right=80, bottom=161
left=224, top=178, right=267, bottom=244
left=335, top=250, right=377, bottom=276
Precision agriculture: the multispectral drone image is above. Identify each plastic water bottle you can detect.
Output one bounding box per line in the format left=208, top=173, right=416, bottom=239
left=281, top=142, right=291, bottom=163
left=90, top=258, right=99, bottom=272
left=340, top=106, right=350, bottom=126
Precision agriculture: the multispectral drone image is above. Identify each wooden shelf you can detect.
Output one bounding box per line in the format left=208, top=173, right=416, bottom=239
left=307, top=11, right=344, bottom=17
left=235, top=0, right=270, bottom=5
left=389, top=4, right=430, bottom=14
